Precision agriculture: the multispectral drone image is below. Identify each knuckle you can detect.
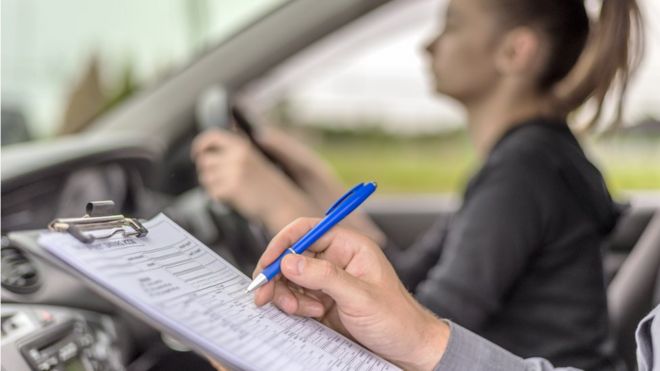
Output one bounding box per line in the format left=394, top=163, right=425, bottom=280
left=202, top=131, right=223, bottom=145
left=293, top=217, right=310, bottom=227
left=235, top=139, right=250, bottom=154
left=209, top=128, right=225, bottom=138
left=318, top=260, right=336, bottom=279
left=236, top=152, right=249, bottom=167
left=298, top=217, right=317, bottom=226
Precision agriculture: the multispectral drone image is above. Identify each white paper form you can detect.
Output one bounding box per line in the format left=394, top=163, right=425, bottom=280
left=38, top=213, right=399, bottom=371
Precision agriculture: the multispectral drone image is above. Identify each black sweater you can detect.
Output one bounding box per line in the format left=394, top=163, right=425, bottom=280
left=386, top=118, right=621, bottom=370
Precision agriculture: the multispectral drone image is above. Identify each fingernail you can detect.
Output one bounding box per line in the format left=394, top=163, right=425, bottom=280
left=296, top=256, right=305, bottom=274
left=310, top=302, right=324, bottom=317
left=278, top=295, right=295, bottom=313
left=277, top=295, right=288, bottom=309
left=284, top=255, right=304, bottom=275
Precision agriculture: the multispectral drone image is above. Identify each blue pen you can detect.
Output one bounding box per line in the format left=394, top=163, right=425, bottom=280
left=245, top=181, right=377, bottom=293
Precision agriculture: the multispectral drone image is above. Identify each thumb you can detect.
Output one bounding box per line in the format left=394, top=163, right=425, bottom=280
left=280, top=254, right=369, bottom=308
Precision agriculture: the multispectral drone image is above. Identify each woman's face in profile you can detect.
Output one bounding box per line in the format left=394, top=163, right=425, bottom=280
left=425, top=0, right=502, bottom=103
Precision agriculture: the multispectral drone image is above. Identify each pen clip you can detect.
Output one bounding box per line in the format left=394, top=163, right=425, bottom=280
left=325, top=183, right=364, bottom=215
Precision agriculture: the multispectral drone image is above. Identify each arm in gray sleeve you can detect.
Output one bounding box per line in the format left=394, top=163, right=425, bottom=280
left=435, top=322, right=581, bottom=371
left=635, top=304, right=660, bottom=371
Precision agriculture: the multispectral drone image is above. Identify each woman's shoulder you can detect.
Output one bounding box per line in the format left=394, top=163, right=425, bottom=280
left=468, top=118, right=592, bottom=204
left=475, top=123, right=571, bottom=193
left=476, top=117, right=619, bottom=234
left=464, top=122, right=568, bottom=208
left=489, top=118, right=581, bottom=171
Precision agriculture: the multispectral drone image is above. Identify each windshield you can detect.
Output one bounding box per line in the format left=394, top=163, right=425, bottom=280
left=1, top=0, right=288, bottom=145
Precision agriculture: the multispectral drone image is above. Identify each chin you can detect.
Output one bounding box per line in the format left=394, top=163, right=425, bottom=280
left=433, top=86, right=465, bottom=106
left=431, top=80, right=444, bottom=93
left=433, top=82, right=453, bottom=97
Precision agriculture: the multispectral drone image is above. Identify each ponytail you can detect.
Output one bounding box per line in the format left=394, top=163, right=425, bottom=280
left=553, top=0, right=645, bottom=131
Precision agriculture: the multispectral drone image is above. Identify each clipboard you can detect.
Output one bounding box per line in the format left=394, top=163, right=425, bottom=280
left=6, top=202, right=207, bottom=366
left=7, top=202, right=234, bottom=368
left=8, top=201, right=400, bottom=371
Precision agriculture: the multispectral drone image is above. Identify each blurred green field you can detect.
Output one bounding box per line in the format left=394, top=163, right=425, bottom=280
left=590, top=139, right=660, bottom=194
left=311, top=130, right=660, bottom=196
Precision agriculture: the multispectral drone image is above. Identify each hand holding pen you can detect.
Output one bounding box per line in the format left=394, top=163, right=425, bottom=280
left=250, top=187, right=449, bottom=371
left=246, top=182, right=378, bottom=293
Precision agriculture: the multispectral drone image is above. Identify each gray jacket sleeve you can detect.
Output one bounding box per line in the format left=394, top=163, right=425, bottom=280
left=635, top=304, right=660, bottom=371
left=437, top=304, right=660, bottom=371
left=435, top=322, right=580, bottom=371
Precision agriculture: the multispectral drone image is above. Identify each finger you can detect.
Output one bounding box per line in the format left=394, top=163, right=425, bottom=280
left=254, top=218, right=319, bottom=271
left=272, top=281, right=326, bottom=318
left=191, top=129, right=224, bottom=159
left=291, top=291, right=326, bottom=318
left=253, top=279, right=275, bottom=307
left=297, top=287, right=334, bottom=312
left=271, top=281, right=298, bottom=313
left=195, top=139, right=252, bottom=168
left=198, top=167, right=231, bottom=187
left=255, top=218, right=352, bottom=272
left=279, top=254, right=369, bottom=308
left=313, top=229, right=365, bottom=270
left=191, top=129, right=242, bottom=159
left=206, top=356, right=230, bottom=371
left=198, top=174, right=232, bottom=198
left=195, top=152, right=227, bottom=173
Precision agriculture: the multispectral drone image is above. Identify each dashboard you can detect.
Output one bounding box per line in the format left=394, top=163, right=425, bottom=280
left=1, top=304, right=125, bottom=371
left=0, top=134, right=167, bottom=371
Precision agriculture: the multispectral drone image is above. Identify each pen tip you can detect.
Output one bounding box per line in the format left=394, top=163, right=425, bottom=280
left=245, top=273, right=267, bottom=294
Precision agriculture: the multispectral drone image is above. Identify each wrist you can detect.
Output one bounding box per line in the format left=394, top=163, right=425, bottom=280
left=401, top=309, right=450, bottom=371
left=260, top=175, right=319, bottom=233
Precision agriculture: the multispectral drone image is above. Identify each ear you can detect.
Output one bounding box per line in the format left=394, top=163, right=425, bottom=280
left=494, top=27, right=543, bottom=77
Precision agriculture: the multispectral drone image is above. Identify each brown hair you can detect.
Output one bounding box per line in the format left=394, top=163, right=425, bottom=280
left=489, top=0, right=645, bottom=131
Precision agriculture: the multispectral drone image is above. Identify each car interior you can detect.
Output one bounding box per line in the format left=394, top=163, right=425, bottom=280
left=2, top=0, right=659, bottom=370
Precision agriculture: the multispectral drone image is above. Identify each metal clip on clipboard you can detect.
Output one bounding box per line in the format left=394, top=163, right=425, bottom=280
left=48, top=201, right=149, bottom=244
